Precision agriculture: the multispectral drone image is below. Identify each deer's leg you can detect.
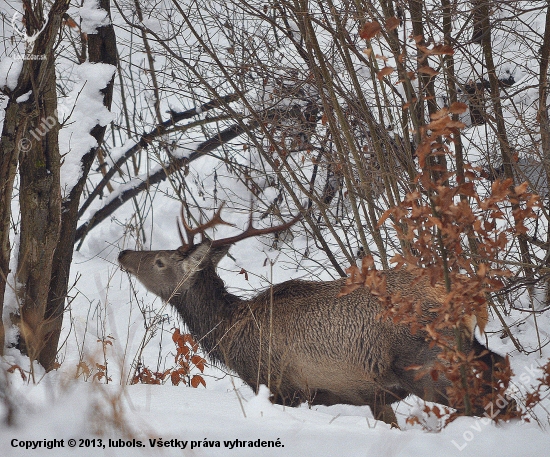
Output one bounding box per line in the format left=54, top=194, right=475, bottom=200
left=367, top=386, right=407, bottom=425
left=270, top=389, right=305, bottom=407
left=371, top=404, right=398, bottom=425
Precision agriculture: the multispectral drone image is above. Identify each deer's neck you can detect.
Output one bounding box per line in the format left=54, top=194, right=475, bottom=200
left=170, top=265, right=242, bottom=364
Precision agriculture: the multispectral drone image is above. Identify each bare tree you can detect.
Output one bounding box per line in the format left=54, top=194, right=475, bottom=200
left=0, top=0, right=116, bottom=371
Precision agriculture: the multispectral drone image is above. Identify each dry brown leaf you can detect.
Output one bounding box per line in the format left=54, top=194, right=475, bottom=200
left=191, top=355, right=206, bottom=372
left=417, top=44, right=454, bottom=56
left=360, top=21, right=382, bottom=40
left=418, top=65, right=439, bottom=77
left=430, top=107, right=449, bottom=120
left=446, top=120, right=466, bottom=129
left=449, top=101, right=468, bottom=114
left=64, top=17, right=78, bottom=29
left=191, top=374, right=206, bottom=388
left=337, top=283, right=361, bottom=297
left=426, top=116, right=450, bottom=130
left=431, top=44, right=454, bottom=55
left=238, top=268, right=249, bottom=280
left=377, top=66, right=394, bottom=80
left=475, top=303, right=489, bottom=335
left=514, top=181, right=529, bottom=195
left=171, top=371, right=181, bottom=386
left=385, top=16, right=401, bottom=31
left=377, top=208, right=393, bottom=227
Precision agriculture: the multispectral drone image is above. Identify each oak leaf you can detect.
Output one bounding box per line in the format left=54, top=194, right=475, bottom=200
left=377, top=66, right=394, bottom=80
left=360, top=21, right=382, bottom=40
left=385, top=17, right=400, bottom=31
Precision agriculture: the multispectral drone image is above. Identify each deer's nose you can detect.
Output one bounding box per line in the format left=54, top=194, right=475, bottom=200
left=118, top=250, right=136, bottom=272
left=118, top=250, right=130, bottom=262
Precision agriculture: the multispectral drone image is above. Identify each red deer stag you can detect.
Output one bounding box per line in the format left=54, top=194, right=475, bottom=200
left=118, top=206, right=508, bottom=424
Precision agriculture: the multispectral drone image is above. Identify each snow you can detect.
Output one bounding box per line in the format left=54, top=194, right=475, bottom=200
left=107, top=140, right=138, bottom=165
left=0, top=58, right=23, bottom=91
left=15, top=91, right=30, bottom=103
left=58, top=62, right=116, bottom=197
left=76, top=0, right=110, bottom=34
left=1, top=373, right=549, bottom=457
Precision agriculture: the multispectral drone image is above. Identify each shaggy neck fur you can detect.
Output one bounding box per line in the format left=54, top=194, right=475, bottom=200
left=169, top=262, right=242, bottom=365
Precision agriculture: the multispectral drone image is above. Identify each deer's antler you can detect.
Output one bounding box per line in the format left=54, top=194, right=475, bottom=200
left=209, top=211, right=302, bottom=249
left=178, top=202, right=235, bottom=252
left=177, top=203, right=302, bottom=252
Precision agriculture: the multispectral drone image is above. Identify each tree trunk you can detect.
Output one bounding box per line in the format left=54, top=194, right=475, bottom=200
left=0, top=1, right=69, bottom=367
left=16, top=84, right=62, bottom=366
left=1, top=0, right=115, bottom=371
left=42, top=0, right=117, bottom=370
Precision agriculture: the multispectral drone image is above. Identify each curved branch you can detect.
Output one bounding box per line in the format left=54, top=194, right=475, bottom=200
left=75, top=121, right=257, bottom=246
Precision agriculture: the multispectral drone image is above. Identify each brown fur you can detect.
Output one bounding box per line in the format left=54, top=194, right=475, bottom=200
left=118, top=241, right=505, bottom=424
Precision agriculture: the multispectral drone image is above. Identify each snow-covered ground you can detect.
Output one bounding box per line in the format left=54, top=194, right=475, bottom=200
left=2, top=371, right=549, bottom=457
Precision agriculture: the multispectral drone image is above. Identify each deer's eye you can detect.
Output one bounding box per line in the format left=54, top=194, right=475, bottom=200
left=155, top=259, right=165, bottom=268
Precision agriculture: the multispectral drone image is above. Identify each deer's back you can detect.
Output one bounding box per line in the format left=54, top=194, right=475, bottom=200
left=245, top=269, right=444, bottom=328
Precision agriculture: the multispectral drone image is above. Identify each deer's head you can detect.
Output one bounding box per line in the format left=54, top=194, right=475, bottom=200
left=118, top=204, right=301, bottom=301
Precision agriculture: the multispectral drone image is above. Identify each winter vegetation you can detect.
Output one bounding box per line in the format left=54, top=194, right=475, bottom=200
left=1, top=0, right=550, bottom=455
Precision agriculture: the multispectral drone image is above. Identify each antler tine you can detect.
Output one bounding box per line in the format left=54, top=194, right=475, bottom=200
left=210, top=211, right=302, bottom=249
left=177, top=205, right=196, bottom=252
left=177, top=203, right=236, bottom=252
left=196, top=202, right=235, bottom=234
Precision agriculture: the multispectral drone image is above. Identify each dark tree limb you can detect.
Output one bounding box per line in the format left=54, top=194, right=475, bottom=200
left=77, top=92, right=242, bottom=218
left=75, top=121, right=258, bottom=245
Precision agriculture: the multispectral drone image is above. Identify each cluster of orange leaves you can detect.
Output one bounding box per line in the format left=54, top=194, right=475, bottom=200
left=132, top=329, right=206, bottom=388
left=340, top=101, right=539, bottom=423
left=525, top=361, right=550, bottom=408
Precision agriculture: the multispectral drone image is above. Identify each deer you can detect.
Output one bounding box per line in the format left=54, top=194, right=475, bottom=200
left=118, top=205, right=510, bottom=425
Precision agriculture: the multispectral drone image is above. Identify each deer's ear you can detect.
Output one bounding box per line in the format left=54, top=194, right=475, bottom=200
left=210, top=245, right=231, bottom=266
left=185, top=242, right=212, bottom=269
